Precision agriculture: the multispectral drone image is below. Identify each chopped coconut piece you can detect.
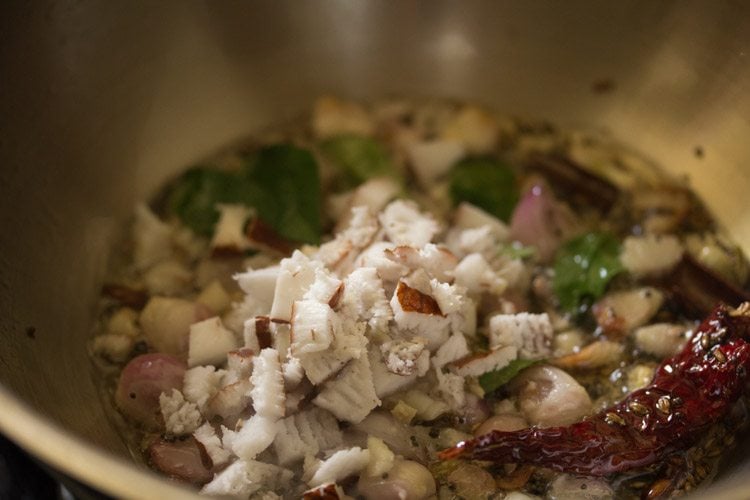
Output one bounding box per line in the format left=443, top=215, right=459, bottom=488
left=347, top=177, right=401, bottom=219
left=384, top=244, right=458, bottom=283
left=380, top=338, right=426, bottom=375
left=452, top=345, right=518, bottom=377
left=235, top=265, right=279, bottom=313
left=197, top=279, right=232, bottom=315
left=227, top=414, right=279, bottom=461
left=401, top=390, right=449, bottom=421
left=313, top=354, right=381, bottom=423
left=206, top=380, right=252, bottom=421
left=183, top=366, right=226, bottom=412
left=355, top=242, right=409, bottom=284
left=303, top=269, right=344, bottom=307
left=91, top=333, right=134, bottom=363
left=282, top=356, right=305, bottom=390
left=408, top=139, right=466, bottom=187
left=133, top=203, right=173, bottom=270
left=250, top=348, right=285, bottom=419
left=312, top=95, right=374, bottom=138
left=488, top=313, right=553, bottom=360
left=143, top=259, right=192, bottom=296
left=273, top=408, right=343, bottom=466
left=435, top=368, right=466, bottom=410
left=390, top=280, right=450, bottom=350
left=432, top=333, right=470, bottom=368
left=369, top=347, right=429, bottom=398
left=379, top=200, right=440, bottom=247
left=453, top=253, right=508, bottom=296
left=188, top=317, right=239, bottom=367
left=440, top=104, right=500, bottom=154
left=211, top=204, right=253, bottom=253
left=291, top=300, right=339, bottom=355
left=225, top=348, right=255, bottom=385
left=308, top=447, right=370, bottom=487
left=365, top=436, right=396, bottom=478
left=244, top=316, right=273, bottom=353
left=317, top=206, right=380, bottom=273
left=160, top=389, right=202, bottom=435
left=445, top=225, right=499, bottom=259
left=194, top=422, right=232, bottom=467
left=223, top=295, right=269, bottom=336
left=620, top=234, right=683, bottom=277
left=269, top=251, right=321, bottom=323
left=201, top=459, right=292, bottom=498
left=453, top=202, right=509, bottom=240
left=339, top=267, right=393, bottom=333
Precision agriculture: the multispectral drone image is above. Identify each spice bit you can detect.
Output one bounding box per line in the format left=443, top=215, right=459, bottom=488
left=655, top=396, right=671, bottom=415
left=628, top=401, right=649, bottom=416
left=605, top=412, right=626, bottom=426
left=711, top=347, right=727, bottom=363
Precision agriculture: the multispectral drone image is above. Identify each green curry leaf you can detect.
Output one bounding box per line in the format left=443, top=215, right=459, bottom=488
left=449, top=157, right=518, bottom=222
left=552, top=232, right=625, bottom=313
left=166, top=144, right=321, bottom=244
left=478, top=359, right=542, bottom=394
left=320, top=134, right=401, bottom=190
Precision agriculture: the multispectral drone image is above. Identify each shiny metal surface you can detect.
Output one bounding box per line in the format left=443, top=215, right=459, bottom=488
left=0, top=1, right=749, bottom=497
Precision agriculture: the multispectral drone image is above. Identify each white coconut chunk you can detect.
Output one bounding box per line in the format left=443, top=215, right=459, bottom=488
left=159, top=389, right=202, bottom=435
left=303, top=269, right=344, bottom=307
left=269, top=251, right=321, bottom=323
left=235, top=265, right=279, bottom=313
left=223, top=295, right=268, bottom=336
left=390, top=280, right=450, bottom=351
left=225, top=348, right=255, bottom=385
left=620, top=234, right=683, bottom=277
left=272, top=322, right=292, bottom=359
left=206, top=380, right=252, bottom=421
left=355, top=242, right=409, bottom=284
left=379, top=200, right=440, bottom=247
left=440, top=104, right=500, bottom=154
left=133, top=203, right=173, bottom=270
left=143, top=259, right=192, bottom=296
left=347, top=178, right=401, bottom=219
left=453, top=253, right=508, bottom=296
left=250, top=348, right=285, bottom=419
left=91, top=333, right=134, bottom=363
left=369, top=347, right=427, bottom=399
left=489, top=313, right=553, bottom=360
left=228, top=414, right=279, bottom=461
left=211, top=204, right=253, bottom=253
left=291, top=300, right=339, bottom=355
left=201, top=458, right=292, bottom=498
left=453, top=202, right=510, bottom=240
left=300, top=320, right=368, bottom=385
left=273, top=407, right=343, bottom=466
left=445, top=225, right=499, bottom=259
left=434, top=368, right=466, bottom=410
left=243, top=316, right=272, bottom=353
left=194, top=422, right=232, bottom=467
left=384, top=244, right=458, bottom=283
left=197, top=279, right=232, bottom=315
left=187, top=317, right=238, bottom=368
left=452, top=345, right=518, bottom=377
left=183, top=365, right=225, bottom=412
left=308, top=447, right=371, bottom=487
left=317, top=206, right=380, bottom=273
left=107, top=307, right=139, bottom=338
left=432, top=333, right=470, bottom=368
left=140, top=297, right=201, bottom=356
left=313, top=354, right=381, bottom=423
left=339, top=267, right=393, bottom=333
left=380, top=338, right=426, bottom=375
left=282, top=356, right=305, bottom=390
left=401, top=390, right=449, bottom=421
left=312, top=95, right=374, bottom=139
left=408, top=139, right=466, bottom=188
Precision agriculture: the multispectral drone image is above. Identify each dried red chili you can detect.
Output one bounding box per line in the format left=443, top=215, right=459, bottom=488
left=439, top=303, right=750, bottom=476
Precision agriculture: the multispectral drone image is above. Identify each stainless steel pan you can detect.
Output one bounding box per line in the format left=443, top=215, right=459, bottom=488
left=1, top=1, right=749, bottom=497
